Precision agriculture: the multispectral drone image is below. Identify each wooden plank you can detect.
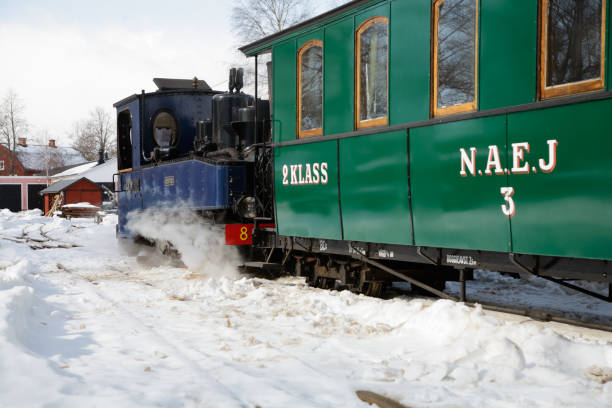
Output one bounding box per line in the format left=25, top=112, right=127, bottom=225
left=355, top=391, right=412, bottom=408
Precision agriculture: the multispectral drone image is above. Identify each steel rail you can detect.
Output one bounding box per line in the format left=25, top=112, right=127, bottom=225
left=353, top=251, right=612, bottom=333
left=466, top=302, right=612, bottom=333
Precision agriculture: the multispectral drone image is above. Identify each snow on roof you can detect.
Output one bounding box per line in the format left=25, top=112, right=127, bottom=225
left=50, top=157, right=117, bottom=184
left=80, top=158, right=117, bottom=183
left=51, top=161, right=98, bottom=179
left=11, top=144, right=87, bottom=171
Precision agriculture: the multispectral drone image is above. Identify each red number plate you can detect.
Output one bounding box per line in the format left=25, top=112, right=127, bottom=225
left=225, top=224, right=254, bottom=245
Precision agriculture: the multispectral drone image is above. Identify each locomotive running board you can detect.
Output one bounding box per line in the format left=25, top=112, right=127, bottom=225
left=349, top=249, right=458, bottom=301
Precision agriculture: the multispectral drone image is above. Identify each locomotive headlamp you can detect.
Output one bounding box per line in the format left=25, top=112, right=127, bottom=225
left=237, top=196, right=257, bottom=219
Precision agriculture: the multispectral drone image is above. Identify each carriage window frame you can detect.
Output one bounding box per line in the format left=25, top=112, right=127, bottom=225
left=432, top=0, right=479, bottom=117
left=355, top=16, right=389, bottom=130
left=297, top=40, right=324, bottom=138
left=539, top=0, right=606, bottom=99
left=0, top=161, right=4, bottom=171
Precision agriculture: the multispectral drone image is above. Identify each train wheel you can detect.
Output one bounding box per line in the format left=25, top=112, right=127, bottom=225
left=360, top=281, right=385, bottom=298
left=313, top=276, right=336, bottom=290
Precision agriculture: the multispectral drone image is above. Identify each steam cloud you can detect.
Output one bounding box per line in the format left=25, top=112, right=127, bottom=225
left=126, top=208, right=241, bottom=278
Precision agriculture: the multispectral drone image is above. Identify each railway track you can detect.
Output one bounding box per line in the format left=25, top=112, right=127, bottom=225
left=464, top=301, right=612, bottom=333
left=246, top=263, right=612, bottom=334
left=345, top=253, right=612, bottom=334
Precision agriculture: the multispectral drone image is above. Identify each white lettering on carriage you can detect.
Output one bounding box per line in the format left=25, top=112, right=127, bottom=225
left=446, top=255, right=477, bottom=266
left=458, top=140, right=559, bottom=219
left=281, top=162, right=329, bottom=186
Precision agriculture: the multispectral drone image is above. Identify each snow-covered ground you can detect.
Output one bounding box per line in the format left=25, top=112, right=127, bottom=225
left=1, top=209, right=611, bottom=407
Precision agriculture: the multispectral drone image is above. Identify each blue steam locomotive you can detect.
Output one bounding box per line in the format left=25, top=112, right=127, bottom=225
left=114, top=71, right=272, bottom=245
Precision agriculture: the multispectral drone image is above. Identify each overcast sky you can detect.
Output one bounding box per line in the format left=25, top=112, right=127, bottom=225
left=0, top=0, right=342, bottom=145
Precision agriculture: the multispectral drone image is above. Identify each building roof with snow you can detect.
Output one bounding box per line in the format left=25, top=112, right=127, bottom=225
left=2, top=138, right=87, bottom=174
left=39, top=177, right=93, bottom=194
left=51, top=161, right=99, bottom=181
left=15, top=145, right=85, bottom=172
left=79, top=157, right=117, bottom=184
left=51, top=157, right=117, bottom=184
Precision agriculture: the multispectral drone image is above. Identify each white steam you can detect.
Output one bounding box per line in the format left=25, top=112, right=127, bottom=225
left=126, top=209, right=241, bottom=278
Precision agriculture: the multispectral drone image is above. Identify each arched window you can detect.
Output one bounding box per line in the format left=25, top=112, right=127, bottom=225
left=540, top=0, right=605, bottom=99
left=432, top=0, right=478, bottom=117
left=356, top=16, right=389, bottom=129
left=298, top=40, right=323, bottom=138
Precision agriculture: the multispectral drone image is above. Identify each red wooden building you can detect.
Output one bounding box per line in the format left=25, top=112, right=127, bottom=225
left=40, top=177, right=102, bottom=215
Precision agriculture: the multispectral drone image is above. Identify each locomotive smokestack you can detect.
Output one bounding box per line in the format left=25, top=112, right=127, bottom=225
left=235, top=68, right=244, bottom=93
left=229, top=68, right=237, bottom=93
left=192, top=76, right=199, bottom=89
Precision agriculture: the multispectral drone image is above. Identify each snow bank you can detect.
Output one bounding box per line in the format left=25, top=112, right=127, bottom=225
left=0, top=209, right=610, bottom=407
left=126, top=208, right=240, bottom=278
left=0, top=262, right=71, bottom=406
left=0, top=260, right=31, bottom=288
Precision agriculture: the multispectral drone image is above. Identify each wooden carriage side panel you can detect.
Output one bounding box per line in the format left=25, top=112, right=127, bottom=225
left=508, top=99, right=612, bottom=261
left=324, top=17, right=354, bottom=136
left=479, top=0, right=538, bottom=110
left=389, top=0, right=431, bottom=125
left=272, top=40, right=297, bottom=143
left=410, top=115, right=511, bottom=252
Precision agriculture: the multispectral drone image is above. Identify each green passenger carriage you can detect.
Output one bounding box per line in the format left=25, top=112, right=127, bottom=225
left=238, top=0, right=612, bottom=297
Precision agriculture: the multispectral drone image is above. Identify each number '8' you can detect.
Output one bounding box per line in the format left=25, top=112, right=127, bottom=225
left=240, top=227, right=249, bottom=241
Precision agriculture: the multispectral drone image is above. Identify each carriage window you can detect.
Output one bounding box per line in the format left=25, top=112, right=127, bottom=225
left=0, top=161, right=4, bottom=171
left=298, top=40, right=323, bottom=138
left=433, top=0, right=478, bottom=117
left=356, top=16, right=388, bottom=129
left=540, top=0, right=605, bottom=99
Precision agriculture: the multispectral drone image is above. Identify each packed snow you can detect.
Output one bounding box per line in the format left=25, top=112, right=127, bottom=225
left=61, top=202, right=101, bottom=209
left=0, top=209, right=611, bottom=407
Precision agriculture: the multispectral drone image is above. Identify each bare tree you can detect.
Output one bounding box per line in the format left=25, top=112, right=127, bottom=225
left=71, top=107, right=116, bottom=161
left=231, top=0, right=312, bottom=44
left=230, top=0, right=317, bottom=97
left=0, top=89, right=28, bottom=175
